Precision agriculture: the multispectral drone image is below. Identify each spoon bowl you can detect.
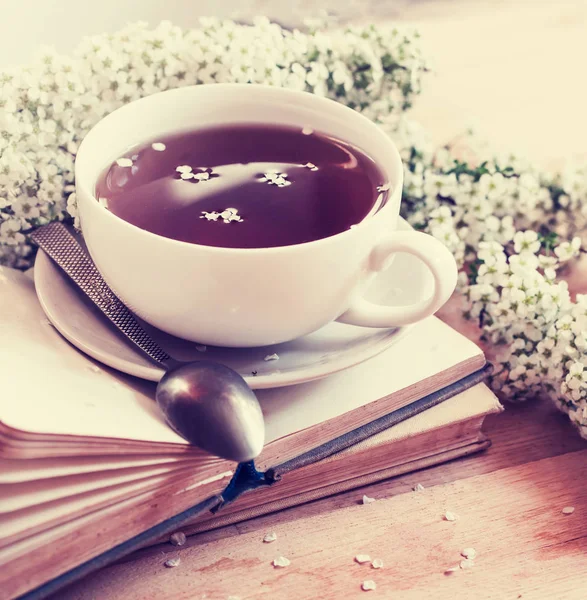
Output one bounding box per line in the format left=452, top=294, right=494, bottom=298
left=156, top=361, right=265, bottom=461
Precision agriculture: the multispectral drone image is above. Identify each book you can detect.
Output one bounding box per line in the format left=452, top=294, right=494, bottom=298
left=181, top=382, right=499, bottom=537
left=0, top=267, right=499, bottom=599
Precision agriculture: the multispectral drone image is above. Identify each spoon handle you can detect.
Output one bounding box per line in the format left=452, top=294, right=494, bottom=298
left=31, top=222, right=178, bottom=371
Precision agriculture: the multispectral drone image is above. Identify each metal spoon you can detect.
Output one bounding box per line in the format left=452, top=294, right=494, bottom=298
left=31, top=222, right=265, bottom=462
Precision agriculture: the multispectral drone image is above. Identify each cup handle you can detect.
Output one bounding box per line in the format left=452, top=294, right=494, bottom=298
left=337, top=230, right=458, bottom=328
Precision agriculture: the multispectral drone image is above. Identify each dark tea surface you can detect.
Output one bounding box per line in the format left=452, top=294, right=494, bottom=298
left=95, top=124, right=388, bottom=249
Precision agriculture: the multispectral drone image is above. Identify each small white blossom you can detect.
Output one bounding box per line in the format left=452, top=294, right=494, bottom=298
left=272, top=556, right=290, bottom=568
left=424, top=173, right=458, bottom=198
left=513, top=231, right=541, bottom=254
left=509, top=252, right=540, bottom=274
left=260, top=171, right=290, bottom=187
left=219, top=208, right=243, bottom=223
left=554, top=237, right=581, bottom=262
left=460, top=548, right=477, bottom=560
left=477, top=241, right=506, bottom=263
left=486, top=172, right=512, bottom=201
left=164, top=558, right=180, bottom=568
left=200, top=211, right=221, bottom=221
left=263, top=532, right=277, bottom=543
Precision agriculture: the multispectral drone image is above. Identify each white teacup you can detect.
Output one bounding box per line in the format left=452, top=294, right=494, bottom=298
left=75, top=84, right=457, bottom=348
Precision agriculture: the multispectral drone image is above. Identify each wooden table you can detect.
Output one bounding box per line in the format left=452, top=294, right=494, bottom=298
left=56, top=1, right=587, bottom=598
left=59, top=397, right=587, bottom=600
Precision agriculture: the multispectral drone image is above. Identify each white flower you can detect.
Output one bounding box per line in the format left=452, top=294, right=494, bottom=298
left=569, top=362, right=584, bottom=377
left=477, top=241, right=506, bottom=263
left=423, top=173, right=458, bottom=198
left=331, top=61, right=353, bottom=90
left=539, top=255, right=559, bottom=269
left=509, top=252, right=540, bottom=274
left=513, top=231, right=541, bottom=254
left=428, top=205, right=453, bottom=226
left=498, top=215, right=516, bottom=241
left=468, top=283, right=499, bottom=303
left=554, top=237, right=581, bottom=262
left=477, top=259, right=508, bottom=286
left=477, top=172, right=507, bottom=200
left=259, top=171, right=290, bottom=187
left=0, top=219, right=25, bottom=245
left=472, top=195, right=495, bottom=219
left=200, top=211, right=220, bottom=221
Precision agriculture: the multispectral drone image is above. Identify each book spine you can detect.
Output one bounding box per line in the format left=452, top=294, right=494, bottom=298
left=265, top=363, right=493, bottom=480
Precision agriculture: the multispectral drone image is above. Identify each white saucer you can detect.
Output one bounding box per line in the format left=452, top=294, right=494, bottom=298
left=33, top=221, right=433, bottom=390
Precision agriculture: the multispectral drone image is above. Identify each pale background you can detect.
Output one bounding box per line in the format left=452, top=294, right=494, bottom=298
left=1, top=0, right=586, bottom=166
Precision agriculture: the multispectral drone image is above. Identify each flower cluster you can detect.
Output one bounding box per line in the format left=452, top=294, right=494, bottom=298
left=384, top=115, right=587, bottom=438
left=2, top=17, right=587, bottom=437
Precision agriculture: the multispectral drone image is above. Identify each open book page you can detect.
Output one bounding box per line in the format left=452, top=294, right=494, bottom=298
left=1, top=461, right=218, bottom=512
left=0, top=454, right=207, bottom=483
left=0, top=467, right=233, bottom=548
left=260, top=317, right=484, bottom=444
left=0, top=269, right=188, bottom=445
left=0, top=473, right=229, bottom=600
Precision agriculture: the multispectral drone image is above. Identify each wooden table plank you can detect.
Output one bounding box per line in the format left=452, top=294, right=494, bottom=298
left=58, top=447, right=587, bottom=600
